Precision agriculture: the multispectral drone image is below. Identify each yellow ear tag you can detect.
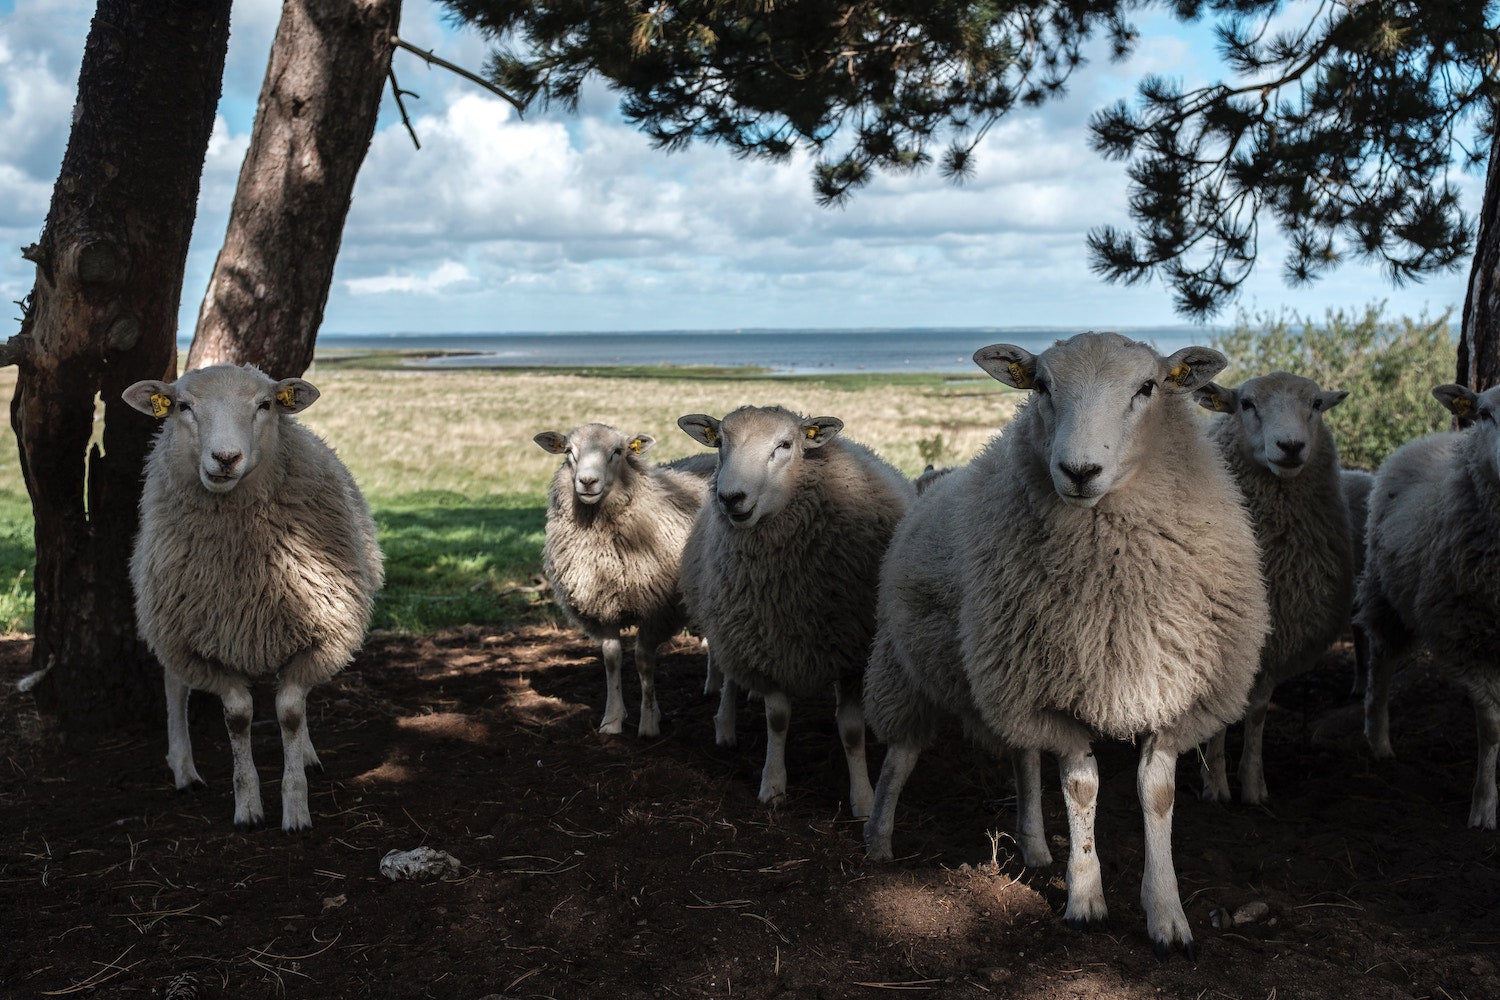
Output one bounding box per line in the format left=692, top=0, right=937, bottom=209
left=1452, top=395, right=1473, bottom=418
left=1007, top=361, right=1033, bottom=389
left=629, top=438, right=644, bottom=453
left=1168, top=363, right=1192, bottom=387
left=149, top=393, right=171, bottom=418
left=703, top=426, right=718, bottom=446
left=805, top=426, right=819, bottom=440
left=1209, top=393, right=1227, bottom=412
left=276, top=385, right=297, bottom=408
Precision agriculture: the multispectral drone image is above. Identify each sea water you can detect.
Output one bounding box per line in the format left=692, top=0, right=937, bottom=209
left=310, top=327, right=1218, bottom=375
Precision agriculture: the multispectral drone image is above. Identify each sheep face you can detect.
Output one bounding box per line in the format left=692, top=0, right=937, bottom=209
left=1195, top=372, right=1347, bottom=479
left=678, top=406, right=842, bottom=529
left=975, top=333, right=1226, bottom=508
left=124, top=365, right=318, bottom=494
left=1434, top=383, right=1500, bottom=469
left=534, top=424, right=655, bottom=506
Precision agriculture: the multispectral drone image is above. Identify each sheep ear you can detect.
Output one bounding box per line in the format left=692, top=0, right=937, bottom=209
left=272, top=378, right=319, bottom=413
left=1313, top=389, right=1349, bottom=413
left=1433, top=384, right=1478, bottom=420
left=800, top=417, right=843, bottom=448
left=973, top=344, right=1037, bottom=390
left=627, top=433, right=655, bottom=455
left=678, top=414, right=722, bottom=448
left=534, top=431, right=570, bottom=454
left=1193, top=382, right=1237, bottom=413
left=124, top=380, right=174, bottom=418
left=1161, top=347, right=1228, bottom=393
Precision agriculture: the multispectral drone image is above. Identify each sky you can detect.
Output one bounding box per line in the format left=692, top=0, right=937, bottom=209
left=0, top=0, right=1478, bottom=337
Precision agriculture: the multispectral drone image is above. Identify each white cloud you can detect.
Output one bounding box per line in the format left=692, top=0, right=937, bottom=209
left=346, top=260, right=473, bottom=296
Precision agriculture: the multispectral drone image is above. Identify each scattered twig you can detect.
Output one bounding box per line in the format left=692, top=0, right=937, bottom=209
left=738, top=911, right=790, bottom=943
left=39, top=945, right=140, bottom=996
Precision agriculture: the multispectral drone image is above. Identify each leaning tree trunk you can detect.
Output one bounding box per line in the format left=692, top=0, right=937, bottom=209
left=11, top=0, right=231, bottom=733
left=1458, top=125, right=1500, bottom=393
left=185, top=0, right=402, bottom=379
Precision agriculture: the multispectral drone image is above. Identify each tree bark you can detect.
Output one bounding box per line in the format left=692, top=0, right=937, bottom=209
left=13, top=0, right=230, bottom=733
left=186, top=0, right=402, bottom=378
left=1459, top=125, right=1500, bottom=392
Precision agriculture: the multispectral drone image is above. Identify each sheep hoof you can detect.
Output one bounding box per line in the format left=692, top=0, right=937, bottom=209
left=864, top=832, right=893, bottom=863
left=1198, top=785, right=1230, bottom=804
left=1063, top=915, right=1108, bottom=932
left=598, top=718, right=625, bottom=736
left=636, top=721, right=661, bottom=739
left=282, top=820, right=313, bottom=835
left=1152, top=938, right=1196, bottom=963
left=175, top=778, right=207, bottom=794
left=233, top=816, right=265, bottom=833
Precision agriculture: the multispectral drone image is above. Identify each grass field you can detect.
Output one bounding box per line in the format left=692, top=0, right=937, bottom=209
left=0, top=355, right=1022, bottom=634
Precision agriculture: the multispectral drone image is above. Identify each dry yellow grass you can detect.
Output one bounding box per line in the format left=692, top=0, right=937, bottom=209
left=294, top=365, right=1022, bottom=500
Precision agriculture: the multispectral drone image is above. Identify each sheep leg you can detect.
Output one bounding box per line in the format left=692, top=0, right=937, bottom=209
left=834, top=681, right=874, bottom=819
left=221, top=682, right=264, bottom=832
left=1198, top=728, right=1230, bottom=802
left=1138, top=734, right=1193, bottom=959
left=758, top=690, right=791, bottom=806
left=1058, top=748, right=1107, bottom=929
left=864, top=741, right=919, bottom=862
left=1349, top=622, right=1369, bottom=698
left=634, top=630, right=663, bottom=739
left=1013, top=748, right=1053, bottom=868
left=1470, top=698, right=1500, bottom=830
left=714, top=675, right=739, bottom=747
left=1236, top=699, right=1271, bottom=805
left=598, top=631, right=627, bottom=735
left=1362, top=640, right=1396, bottom=759
left=276, top=680, right=314, bottom=834
left=163, top=669, right=205, bottom=791
left=703, top=643, right=721, bottom=695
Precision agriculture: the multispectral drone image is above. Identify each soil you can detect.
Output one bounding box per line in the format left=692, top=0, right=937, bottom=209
left=3, top=627, right=1499, bottom=1000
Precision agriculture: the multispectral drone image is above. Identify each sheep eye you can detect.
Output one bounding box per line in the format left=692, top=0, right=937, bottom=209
left=775, top=439, right=792, bottom=453
left=1136, top=380, right=1155, bottom=399
left=1240, top=399, right=1256, bottom=413
left=1033, top=379, right=1048, bottom=396
left=1481, top=409, right=1495, bottom=424
left=613, top=447, right=623, bottom=457
left=1311, top=399, right=1323, bottom=412
left=177, top=402, right=192, bottom=413
left=257, top=400, right=271, bottom=412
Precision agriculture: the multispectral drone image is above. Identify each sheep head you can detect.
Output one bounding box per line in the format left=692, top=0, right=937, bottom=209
left=1194, top=371, right=1347, bottom=480
left=534, top=423, right=654, bottom=506
left=678, top=406, right=841, bottom=529
left=976, top=333, right=1225, bottom=508
left=1434, top=384, right=1500, bottom=468
left=124, top=365, right=318, bottom=494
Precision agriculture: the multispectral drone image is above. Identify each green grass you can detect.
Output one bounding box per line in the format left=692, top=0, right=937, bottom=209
left=0, top=490, right=34, bottom=633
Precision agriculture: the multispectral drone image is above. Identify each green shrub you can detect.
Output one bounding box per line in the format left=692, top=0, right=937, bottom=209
left=1210, top=303, right=1458, bottom=470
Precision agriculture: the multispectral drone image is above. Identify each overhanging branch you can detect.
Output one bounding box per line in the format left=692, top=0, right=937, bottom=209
left=392, top=36, right=525, bottom=117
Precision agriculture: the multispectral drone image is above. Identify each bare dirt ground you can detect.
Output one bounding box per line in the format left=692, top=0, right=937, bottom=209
left=3, top=627, right=1499, bottom=999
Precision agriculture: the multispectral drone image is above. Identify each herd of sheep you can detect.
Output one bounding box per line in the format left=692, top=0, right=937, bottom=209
left=119, top=331, right=1500, bottom=959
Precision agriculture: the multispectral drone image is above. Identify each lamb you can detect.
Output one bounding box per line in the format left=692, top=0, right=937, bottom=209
left=1192, top=372, right=1354, bottom=804
left=1359, top=384, right=1500, bottom=828
left=533, top=423, right=713, bottom=738
left=862, top=332, right=1270, bottom=957
left=125, top=364, right=383, bottom=833
left=677, top=405, right=915, bottom=817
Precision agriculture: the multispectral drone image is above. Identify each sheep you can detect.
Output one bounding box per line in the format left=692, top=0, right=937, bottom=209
left=124, top=364, right=383, bottom=833
left=1192, top=372, right=1354, bottom=804
left=677, top=405, right=915, bottom=817
left=533, top=423, right=713, bottom=738
left=1359, top=384, right=1500, bottom=829
left=862, top=332, right=1270, bottom=957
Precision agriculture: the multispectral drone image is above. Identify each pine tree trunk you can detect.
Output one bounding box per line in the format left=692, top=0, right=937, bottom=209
left=12, top=0, right=230, bottom=733
left=185, top=0, right=402, bottom=378
left=1459, top=126, right=1500, bottom=392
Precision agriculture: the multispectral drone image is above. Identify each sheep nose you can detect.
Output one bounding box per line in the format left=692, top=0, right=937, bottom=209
left=718, top=489, right=747, bottom=510
left=212, top=450, right=242, bottom=471
left=577, top=475, right=599, bottom=490
left=1276, top=440, right=1305, bottom=460
left=1057, top=462, right=1102, bottom=488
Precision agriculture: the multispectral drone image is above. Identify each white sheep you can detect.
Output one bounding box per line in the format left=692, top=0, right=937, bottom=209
left=534, top=424, right=713, bottom=738
left=1359, top=384, right=1500, bottom=828
left=677, top=405, right=915, bottom=817
left=863, top=333, right=1270, bottom=957
left=125, top=364, right=383, bottom=833
left=1192, top=372, right=1354, bottom=804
